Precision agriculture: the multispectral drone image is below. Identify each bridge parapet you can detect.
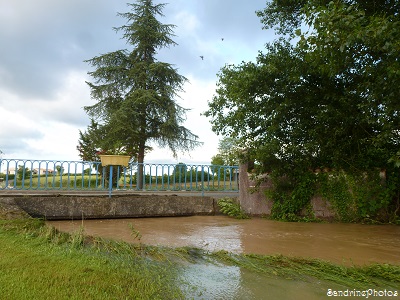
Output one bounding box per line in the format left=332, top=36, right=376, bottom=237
left=0, top=158, right=239, bottom=194
left=0, top=192, right=237, bottom=220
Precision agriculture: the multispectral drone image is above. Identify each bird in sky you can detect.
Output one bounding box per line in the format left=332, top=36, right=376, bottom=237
left=221, top=38, right=224, bottom=41
left=200, top=55, right=204, bottom=60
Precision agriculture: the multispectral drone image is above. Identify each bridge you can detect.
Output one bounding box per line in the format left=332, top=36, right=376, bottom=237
left=0, top=158, right=239, bottom=219
left=0, top=158, right=238, bottom=193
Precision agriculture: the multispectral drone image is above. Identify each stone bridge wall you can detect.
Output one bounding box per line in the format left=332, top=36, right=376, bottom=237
left=238, top=162, right=336, bottom=219
left=0, top=194, right=224, bottom=220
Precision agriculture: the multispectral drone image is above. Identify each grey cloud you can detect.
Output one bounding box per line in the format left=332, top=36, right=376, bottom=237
left=0, top=123, right=44, bottom=156
left=156, top=0, right=268, bottom=81
left=0, top=120, right=43, bottom=139
left=0, top=139, right=32, bottom=158
left=44, top=105, right=90, bottom=128
left=0, top=0, right=126, bottom=100
left=0, top=0, right=271, bottom=161
left=0, top=0, right=269, bottom=106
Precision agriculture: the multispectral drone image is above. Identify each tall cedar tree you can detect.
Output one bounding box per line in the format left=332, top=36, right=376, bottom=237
left=81, top=1, right=201, bottom=187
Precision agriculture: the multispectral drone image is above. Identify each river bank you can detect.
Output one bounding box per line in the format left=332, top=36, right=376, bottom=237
left=1, top=216, right=399, bottom=299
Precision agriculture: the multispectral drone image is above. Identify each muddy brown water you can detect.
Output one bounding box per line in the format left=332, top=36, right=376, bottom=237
left=48, top=216, right=400, bottom=299
left=48, top=216, right=400, bottom=266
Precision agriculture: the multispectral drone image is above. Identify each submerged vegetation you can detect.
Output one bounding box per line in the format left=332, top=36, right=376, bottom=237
left=0, top=216, right=399, bottom=299
left=210, top=251, right=400, bottom=289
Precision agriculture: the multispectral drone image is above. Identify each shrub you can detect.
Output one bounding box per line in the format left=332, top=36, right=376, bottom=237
left=218, top=197, right=249, bottom=219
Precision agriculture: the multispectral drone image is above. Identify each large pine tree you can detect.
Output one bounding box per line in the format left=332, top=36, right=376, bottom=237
left=80, top=0, right=201, bottom=187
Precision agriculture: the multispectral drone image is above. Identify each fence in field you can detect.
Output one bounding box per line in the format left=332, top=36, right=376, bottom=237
left=0, top=158, right=239, bottom=193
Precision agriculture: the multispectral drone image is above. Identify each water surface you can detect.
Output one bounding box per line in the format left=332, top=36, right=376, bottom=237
left=48, top=216, right=400, bottom=266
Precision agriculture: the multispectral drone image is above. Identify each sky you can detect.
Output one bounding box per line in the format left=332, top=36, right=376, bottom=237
left=0, top=0, right=274, bottom=165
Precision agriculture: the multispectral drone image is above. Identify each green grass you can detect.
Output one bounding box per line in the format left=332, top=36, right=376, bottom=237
left=6, top=175, right=103, bottom=190
left=0, top=219, right=184, bottom=299
left=6, top=175, right=238, bottom=191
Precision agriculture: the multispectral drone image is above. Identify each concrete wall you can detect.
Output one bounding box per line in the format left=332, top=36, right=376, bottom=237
left=238, top=162, right=336, bottom=219
left=239, top=163, right=272, bottom=216
left=0, top=194, right=222, bottom=220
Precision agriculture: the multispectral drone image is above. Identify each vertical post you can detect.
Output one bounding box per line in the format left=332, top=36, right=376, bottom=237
left=108, top=165, right=113, bottom=198
left=201, top=165, right=204, bottom=197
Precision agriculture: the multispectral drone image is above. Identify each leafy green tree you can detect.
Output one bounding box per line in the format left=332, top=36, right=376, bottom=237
left=206, top=41, right=320, bottom=173
left=171, top=163, right=212, bottom=184
left=77, top=119, right=122, bottom=188
left=206, top=1, right=400, bottom=174
left=82, top=0, right=201, bottom=188
left=205, top=0, right=400, bottom=221
left=210, top=154, right=224, bottom=167
left=187, top=166, right=212, bottom=182
left=77, top=119, right=105, bottom=162
left=211, top=137, right=239, bottom=166
left=171, top=162, right=187, bottom=183
left=17, top=166, right=31, bottom=180
left=56, top=165, right=64, bottom=175
left=211, top=137, right=240, bottom=176
left=267, top=0, right=400, bottom=173
left=83, top=168, right=92, bottom=176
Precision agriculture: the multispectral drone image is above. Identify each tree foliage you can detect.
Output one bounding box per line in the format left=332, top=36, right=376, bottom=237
left=17, top=166, right=31, bottom=181
left=206, top=0, right=400, bottom=175
left=210, top=137, right=240, bottom=166
left=171, top=163, right=212, bottom=182
left=205, top=0, right=400, bottom=221
left=79, top=0, right=201, bottom=166
left=77, top=119, right=104, bottom=162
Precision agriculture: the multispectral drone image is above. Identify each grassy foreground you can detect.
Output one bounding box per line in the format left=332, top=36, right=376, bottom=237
left=0, top=219, right=185, bottom=299
left=0, top=218, right=399, bottom=299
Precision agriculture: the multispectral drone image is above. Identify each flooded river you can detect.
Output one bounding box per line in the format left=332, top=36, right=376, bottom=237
left=48, top=216, right=400, bottom=266
left=47, top=216, right=400, bottom=299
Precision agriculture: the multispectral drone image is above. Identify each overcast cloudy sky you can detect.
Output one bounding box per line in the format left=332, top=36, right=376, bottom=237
left=0, top=0, right=273, bottom=164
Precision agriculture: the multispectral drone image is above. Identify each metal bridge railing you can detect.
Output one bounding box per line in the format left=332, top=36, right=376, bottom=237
left=0, top=158, right=239, bottom=193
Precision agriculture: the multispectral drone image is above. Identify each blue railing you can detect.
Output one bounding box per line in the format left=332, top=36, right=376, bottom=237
left=0, top=158, right=239, bottom=193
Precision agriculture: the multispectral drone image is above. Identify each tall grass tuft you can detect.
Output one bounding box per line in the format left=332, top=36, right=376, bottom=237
left=128, top=223, right=142, bottom=242
left=69, top=225, right=85, bottom=249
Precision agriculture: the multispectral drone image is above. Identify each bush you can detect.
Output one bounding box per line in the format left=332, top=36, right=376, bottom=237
left=0, top=173, right=15, bottom=180
left=217, top=197, right=249, bottom=219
